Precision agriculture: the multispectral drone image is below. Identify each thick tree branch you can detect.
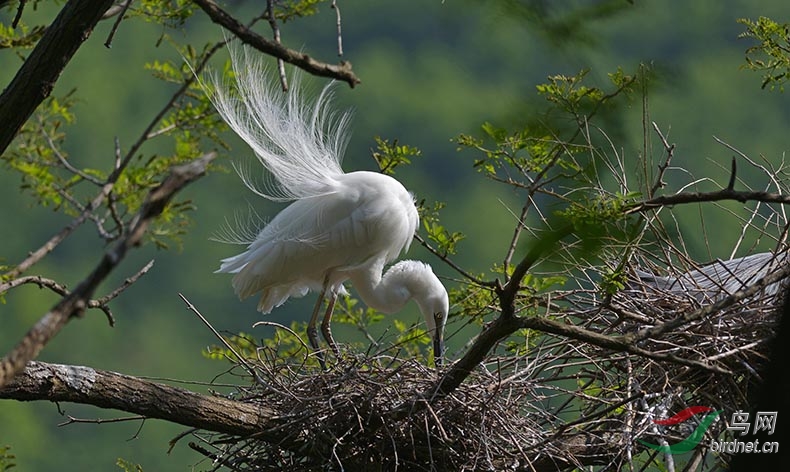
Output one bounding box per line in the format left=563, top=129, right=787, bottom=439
left=0, top=0, right=116, bottom=156
left=192, top=0, right=361, bottom=88
left=426, top=225, right=575, bottom=399
left=0, top=153, right=216, bottom=388
left=0, top=361, right=277, bottom=438
left=428, top=313, right=522, bottom=401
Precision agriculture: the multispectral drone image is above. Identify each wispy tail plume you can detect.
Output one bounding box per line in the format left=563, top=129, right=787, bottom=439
left=204, top=45, right=350, bottom=201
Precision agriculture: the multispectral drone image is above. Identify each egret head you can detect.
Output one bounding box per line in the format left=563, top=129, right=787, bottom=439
left=400, top=261, right=449, bottom=366
left=348, top=259, right=449, bottom=365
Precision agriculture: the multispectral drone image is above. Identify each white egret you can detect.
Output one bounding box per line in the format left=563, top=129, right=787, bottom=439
left=205, top=47, right=448, bottom=364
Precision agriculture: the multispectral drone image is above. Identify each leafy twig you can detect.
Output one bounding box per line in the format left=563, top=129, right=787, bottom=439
left=0, top=152, right=215, bottom=387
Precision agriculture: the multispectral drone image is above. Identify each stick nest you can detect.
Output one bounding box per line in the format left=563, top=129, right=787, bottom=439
left=190, top=353, right=567, bottom=471
left=188, top=251, right=787, bottom=471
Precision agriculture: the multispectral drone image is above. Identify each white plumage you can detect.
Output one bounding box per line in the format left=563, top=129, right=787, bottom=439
left=206, top=46, right=448, bottom=363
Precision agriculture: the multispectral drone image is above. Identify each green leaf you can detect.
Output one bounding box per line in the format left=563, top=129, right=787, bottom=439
left=420, top=201, right=465, bottom=255
left=116, top=458, right=143, bottom=472
left=371, top=136, right=421, bottom=174
left=738, top=16, right=790, bottom=91
left=0, top=445, right=15, bottom=472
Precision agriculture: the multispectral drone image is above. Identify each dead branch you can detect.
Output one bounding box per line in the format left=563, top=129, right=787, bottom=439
left=0, top=275, right=69, bottom=296
left=630, top=187, right=790, bottom=213
left=0, top=260, right=155, bottom=328
left=192, top=0, right=361, bottom=88
left=103, top=0, right=132, bottom=48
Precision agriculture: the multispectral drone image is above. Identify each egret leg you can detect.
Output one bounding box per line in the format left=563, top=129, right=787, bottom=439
left=307, top=285, right=328, bottom=369
left=320, top=292, right=340, bottom=356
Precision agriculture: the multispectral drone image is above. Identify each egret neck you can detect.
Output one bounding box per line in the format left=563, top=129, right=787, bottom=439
left=348, top=259, right=449, bottom=362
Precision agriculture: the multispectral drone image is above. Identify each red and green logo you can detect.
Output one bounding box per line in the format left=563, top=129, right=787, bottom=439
left=639, top=406, right=722, bottom=454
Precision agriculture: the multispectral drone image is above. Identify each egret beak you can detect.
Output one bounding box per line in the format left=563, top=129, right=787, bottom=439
left=433, top=311, right=446, bottom=367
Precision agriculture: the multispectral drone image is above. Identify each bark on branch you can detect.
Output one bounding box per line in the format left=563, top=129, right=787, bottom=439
left=0, top=361, right=275, bottom=438
left=0, top=0, right=116, bottom=155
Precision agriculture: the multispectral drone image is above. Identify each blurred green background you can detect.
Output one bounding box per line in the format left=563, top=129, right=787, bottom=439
left=1, top=1, right=789, bottom=469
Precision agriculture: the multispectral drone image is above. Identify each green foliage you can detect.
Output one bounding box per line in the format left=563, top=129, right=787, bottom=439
left=458, top=67, right=646, bottom=292
left=373, top=137, right=464, bottom=257
left=115, top=458, right=143, bottom=472
left=0, top=21, right=45, bottom=49
left=132, top=0, right=196, bottom=29
left=536, top=68, right=639, bottom=124
left=518, top=271, right=568, bottom=321
left=371, top=136, right=421, bottom=174
left=2, top=91, right=80, bottom=213
left=1, top=35, right=228, bottom=251
left=536, top=70, right=606, bottom=112
left=503, top=328, right=545, bottom=355
left=449, top=282, right=494, bottom=325
left=145, top=59, right=186, bottom=85
left=599, top=265, right=628, bottom=296
left=521, top=272, right=567, bottom=295
left=460, top=121, right=581, bottom=180
left=391, top=318, right=432, bottom=361
left=458, top=68, right=640, bottom=189
left=420, top=201, right=464, bottom=256
left=332, top=295, right=385, bottom=340
left=273, top=0, right=326, bottom=23
left=201, top=294, right=441, bottom=370
left=203, top=324, right=327, bottom=371
left=203, top=332, right=264, bottom=362
left=550, top=191, right=641, bottom=270
left=739, top=16, right=790, bottom=90
left=0, top=446, right=15, bottom=472
left=556, top=191, right=640, bottom=232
